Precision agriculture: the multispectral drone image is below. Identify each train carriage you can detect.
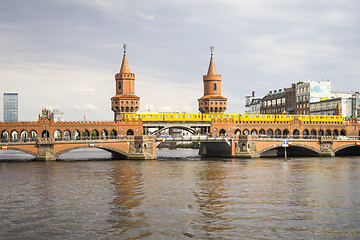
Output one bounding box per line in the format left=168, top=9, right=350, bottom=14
left=164, top=114, right=202, bottom=121
left=240, top=114, right=275, bottom=122
left=124, top=113, right=344, bottom=123
left=311, top=115, right=343, bottom=122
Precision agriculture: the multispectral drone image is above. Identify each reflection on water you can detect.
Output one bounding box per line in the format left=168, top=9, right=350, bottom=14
left=0, top=149, right=360, bottom=239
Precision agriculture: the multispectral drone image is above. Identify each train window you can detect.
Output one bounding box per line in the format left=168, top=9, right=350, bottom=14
left=225, top=116, right=228, bottom=118
left=175, top=115, right=179, bottom=118
left=187, top=115, right=191, bottom=118
left=320, top=116, right=324, bottom=119
left=250, top=116, right=254, bottom=118
left=286, top=116, right=290, bottom=119
left=148, top=115, right=152, bottom=118
left=261, top=116, right=266, bottom=118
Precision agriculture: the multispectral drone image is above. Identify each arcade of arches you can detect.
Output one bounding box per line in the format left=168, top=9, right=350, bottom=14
left=211, top=119, right=359, bottom=139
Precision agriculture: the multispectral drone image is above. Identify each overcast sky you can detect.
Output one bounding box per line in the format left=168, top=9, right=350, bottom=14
left=1, top=0, right=359, bottom=121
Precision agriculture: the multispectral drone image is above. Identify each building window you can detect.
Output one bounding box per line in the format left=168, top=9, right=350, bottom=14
left=118, top=82, right=122, bottom=89
left=213, top=83, right=217, bottom=91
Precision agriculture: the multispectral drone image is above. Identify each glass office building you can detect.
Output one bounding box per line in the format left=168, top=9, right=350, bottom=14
left=4, top=93, right=18, bottom=122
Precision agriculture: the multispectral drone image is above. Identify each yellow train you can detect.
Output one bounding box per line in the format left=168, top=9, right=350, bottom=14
left=124, top=113, right=344, bottom=123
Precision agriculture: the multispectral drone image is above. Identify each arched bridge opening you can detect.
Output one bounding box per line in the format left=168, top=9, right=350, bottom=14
left=151, top=126, right=197, bottom=136
left=259, top=143, right=320, bottom=158
left=55, top=145, right=129, bottom=160
left=335, top=145, right=360, bottom=156
left=0, top=148, right=37, bottom=160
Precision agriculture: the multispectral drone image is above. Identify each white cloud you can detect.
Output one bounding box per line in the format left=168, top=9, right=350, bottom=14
left=72, top=104, right=98, bottom=111
left=72, top=88, right=96, bottom=95
left=136, top=11, right=155, bottom=21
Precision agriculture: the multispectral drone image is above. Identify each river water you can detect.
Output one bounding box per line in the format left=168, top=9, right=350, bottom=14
left=0, top=149, right=360, bottom=239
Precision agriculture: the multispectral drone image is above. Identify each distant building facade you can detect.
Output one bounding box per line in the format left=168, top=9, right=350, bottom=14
left=352, top=92, right=360, bottom=117
left=295, top=80, right=332, bottom=115
left=245, top=91, right=261, bottom=114
left=285, top=84, right=296, bottom=114
left=50, top=109, right=65, bottom=122
left=260, top=89, right=286, bottom=114
left=247, top=80, right=343, bottom=116
left=3, top=92, right=18, bottom=122
left=310, top=91, right=360, bottom=118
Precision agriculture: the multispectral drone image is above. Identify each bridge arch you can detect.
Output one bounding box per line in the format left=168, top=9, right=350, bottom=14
left=235, top=129, right=241, bottom=135
left=110, top=129, right=117, bottom=138
left=82, top=129, right=90, bottom=140
left=219, top=129, right=226, bottom=135
left=42, top=130, right=49, bottom=139
left=310, top=129, right=317, bottom=137
left=11, top=130, right=18, bottom=141
left=151, top=126, right=197, bottom=136
left=101, top=129, right=108, bottom=139
left=267, top=129, right=273, bottom=136
left=340, top=129, right=346, bottom=136
left=73, top=130, right=80, bottom=140
left=333, top=129, right=339, bottom=136
left=243, top=129, right=249, bottom=135
left=1, top=130, right=9, bottom=141
left=303, top=129, right=309, bottom=137
left=55, top=144, right=129, bottom=159
left=54, top=130, right=62, bottom=140
left=293, top=129, right=300, bottom=138
left=20, top=130, right=28, bottom=140
left=334, top=144, right=360, bottom=156
left=258, top=143, right=321, bottom=157
left=91, top=129, right=100, bottom=139
left=0, top=147, right=37, bottom=157
left=275, top=129, right=281, bottom=137
left=30, top=130, right=37, bottom=141
left=251, top=129, right=258, bottom=135
left=64, top=130, right=71, bottom=140
left=318, top=129, right=324, bottom=136
left=283, top=129, right=289, bottom=137
left=325, top=129, right=332, bottom=136
left=127, top=129, right=134, bottom=135
left=259, top=129, right=265, bottom=135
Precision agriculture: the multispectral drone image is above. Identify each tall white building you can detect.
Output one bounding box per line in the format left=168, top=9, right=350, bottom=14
left=295, top=80, right=332, bottom=114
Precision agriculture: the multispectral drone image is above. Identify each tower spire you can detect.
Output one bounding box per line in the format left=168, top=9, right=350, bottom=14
left=120, top=43, right=130, bottom=74
left=198, top=46, right=227, bottom=114
left=112, top=43, right=140, bottom=121
left=207, top=46, right=217, bottom=75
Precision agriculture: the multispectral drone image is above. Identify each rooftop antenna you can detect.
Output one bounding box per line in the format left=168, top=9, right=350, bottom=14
left=210, top=46, right=214, bottom=56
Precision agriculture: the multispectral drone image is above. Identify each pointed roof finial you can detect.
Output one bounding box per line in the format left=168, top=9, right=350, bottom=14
left=123, top=43, right=127, bottom=55
left=120, top=43, right=130, bottom=73
left=207, top=46, right=217, bottom=75
left=210, top=46, right=214, bottom=56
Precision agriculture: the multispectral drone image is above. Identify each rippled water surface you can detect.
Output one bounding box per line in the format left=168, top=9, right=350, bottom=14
left=1, top=149, right=360, bottom=239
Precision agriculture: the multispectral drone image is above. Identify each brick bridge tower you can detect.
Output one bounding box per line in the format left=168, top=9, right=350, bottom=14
left=111, top=44, right=140, bottom=120
left=198, top=46, right=227, bottom=114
